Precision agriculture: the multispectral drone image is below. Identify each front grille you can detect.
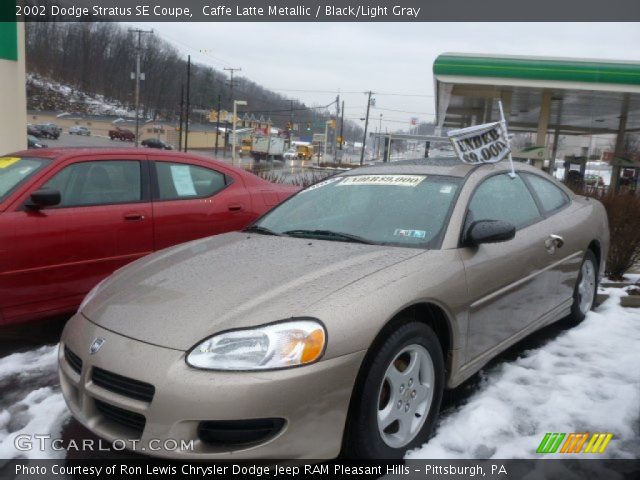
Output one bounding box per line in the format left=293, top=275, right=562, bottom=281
left=92, top=367, right=155, bottom=403
left=94, top=399, right=146, bottom=436
left=64, top=346, right=83, bottom=374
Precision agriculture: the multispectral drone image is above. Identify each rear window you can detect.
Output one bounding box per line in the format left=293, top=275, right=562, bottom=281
left=524, top=173, right=569, bottom=213
left=0, top=157, right=50, bottom=203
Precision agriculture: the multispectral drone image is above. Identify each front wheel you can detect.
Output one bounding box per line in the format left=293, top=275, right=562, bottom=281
left=568, top=250, right=598, bottom=324
left=344, top=322, right=444, bottom=458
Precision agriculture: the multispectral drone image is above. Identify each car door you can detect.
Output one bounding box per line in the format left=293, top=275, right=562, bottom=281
left=461, top=172, right=559, bottom=363
left=1, top=155, right=153, bottom=322
left=150, top=158, right=255, bottom=250
left=521, top=172, right=582, bottom=307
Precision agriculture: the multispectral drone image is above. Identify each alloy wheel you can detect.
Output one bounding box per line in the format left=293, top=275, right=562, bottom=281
left=376, top=344, right=434, bottom=448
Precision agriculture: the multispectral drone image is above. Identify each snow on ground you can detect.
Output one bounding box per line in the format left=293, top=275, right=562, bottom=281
left=28, top=74, right=134, bottom=117
left=0, top=288, right=638, bottom=460
left=407, top=287, right=640, bottom=459
left=0, top=345, right=69, bottom=459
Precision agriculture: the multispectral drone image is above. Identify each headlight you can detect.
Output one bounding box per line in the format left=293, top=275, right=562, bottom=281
left=78, top=278, right=106, bottom=312
left=186, top=320, right=326, bottom=371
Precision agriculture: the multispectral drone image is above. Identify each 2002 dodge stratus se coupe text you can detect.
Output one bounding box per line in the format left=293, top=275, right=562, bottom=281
left=59, top=158, right=609, bottom=459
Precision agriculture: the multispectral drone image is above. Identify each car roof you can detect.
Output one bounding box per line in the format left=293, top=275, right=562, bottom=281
left=343, top=157, right=477, bottom=178
left=342, top=156, right=562, bottom=181
left=6, top=147, right=200, bottom=160
left=4, top=147, right=271, bottom=184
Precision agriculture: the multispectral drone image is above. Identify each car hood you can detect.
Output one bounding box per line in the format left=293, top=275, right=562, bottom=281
left=83, top=232, right=423, bottom=350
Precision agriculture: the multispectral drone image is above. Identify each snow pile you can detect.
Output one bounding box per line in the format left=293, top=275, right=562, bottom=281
left=27, top=74, right=134, bottom=117
left=407, top=287, right=640, bottom=459
left=0, top=345, right=69, bottom=459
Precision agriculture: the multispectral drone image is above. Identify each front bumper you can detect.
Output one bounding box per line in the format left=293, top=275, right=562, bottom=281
left=59, top=313, right=365, bottom=459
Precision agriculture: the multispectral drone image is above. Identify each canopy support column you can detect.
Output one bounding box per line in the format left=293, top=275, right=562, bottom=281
left=534, top=90, right=552, bottom=169
left=611, top=94, right=630, bottom=193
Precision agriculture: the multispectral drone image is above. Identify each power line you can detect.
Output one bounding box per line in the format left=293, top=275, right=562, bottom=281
left=373, top=107, right=436, bottom=115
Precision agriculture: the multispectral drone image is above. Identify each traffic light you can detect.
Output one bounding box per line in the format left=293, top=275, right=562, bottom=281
left=306, top=123, right=312, bottom=131
left=286, top=122, right=292, bottom=130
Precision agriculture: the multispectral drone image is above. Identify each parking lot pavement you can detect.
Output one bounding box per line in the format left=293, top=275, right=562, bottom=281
left=53, top=132, right=130, bottom=148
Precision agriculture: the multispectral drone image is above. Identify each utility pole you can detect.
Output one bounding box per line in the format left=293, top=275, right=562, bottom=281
left=184, top=55, right=191, bottom=152
left=214, top=94, right=221, bottom=157
left=224, top=67, right=241, bottom=156
left=376, top=113, right=383, bottom=160
left=129, top=28, right=153, bottom=147
left=360, top=91, right=373, bottom=166
left=178, top=84, right=184, bottom=151
left=339, top=100, right=345, bottom=152
left=289, top=100, right=294, bottom=148
left=224, top=67, right=242, bottom=107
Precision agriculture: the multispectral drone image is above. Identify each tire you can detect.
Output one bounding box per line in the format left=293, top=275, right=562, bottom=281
left=568, top=250, right=598, bottom=324
left=343, top=322, right=444, bottom=459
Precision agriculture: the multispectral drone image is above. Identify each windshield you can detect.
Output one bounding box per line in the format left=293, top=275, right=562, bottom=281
left=253, top=174, right=461, bottom=248
left=0, top=157, right=50, bottom=203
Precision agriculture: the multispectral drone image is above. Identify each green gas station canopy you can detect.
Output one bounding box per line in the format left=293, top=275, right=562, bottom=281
left=434, top=53, right=640, bottom=135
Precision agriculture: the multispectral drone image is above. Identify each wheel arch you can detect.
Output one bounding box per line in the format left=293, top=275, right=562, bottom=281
left=340, top=300, right=454, bottom=454
left=587, top=239, right=601, bottom=273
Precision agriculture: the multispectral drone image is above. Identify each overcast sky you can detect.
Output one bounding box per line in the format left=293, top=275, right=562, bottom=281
left=131, top=22, right=640, bottom=131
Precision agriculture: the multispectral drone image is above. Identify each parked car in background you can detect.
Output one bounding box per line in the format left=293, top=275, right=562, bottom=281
left=27, top=135, right=47, bottom=149
left=109, top=127, right=135, bottom=141
left=58, top=158, right=608, bottom=459
left=36, top=123, right=61, bottom=139
left=283, top=148, right=298, bottom=160
left=141, top=138, right=173, bottom=150
left=69, top=126, right=91, bottom=136
left=0, top=148, right=299, bottom=326
left=585, top=173, right=604, bottom=187
left=27, top=124, right=44, bottom=138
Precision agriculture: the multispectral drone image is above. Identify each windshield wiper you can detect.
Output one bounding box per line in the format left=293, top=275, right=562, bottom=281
left=283, top=229, right=374, bottom=244
left=243, top=225, right=281, bottom=236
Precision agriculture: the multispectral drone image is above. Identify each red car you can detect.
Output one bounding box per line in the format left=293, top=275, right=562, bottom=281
left=0, top=148, right=299, bottom=325
left=109, top=127, right=135, bottom=141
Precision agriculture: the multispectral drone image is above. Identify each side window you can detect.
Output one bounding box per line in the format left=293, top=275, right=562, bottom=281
left=42, top=160, right=142, bottom=207
left=524, top=174, right=569, bottom=213
left=468, top=173, right=541, bottom=229
left=155, top=162, right=227, bottom=200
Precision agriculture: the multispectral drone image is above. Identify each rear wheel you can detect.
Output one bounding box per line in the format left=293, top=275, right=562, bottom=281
left=344, top=322, right=444, bottom=458
left=569, top=250, right=598, bottom=324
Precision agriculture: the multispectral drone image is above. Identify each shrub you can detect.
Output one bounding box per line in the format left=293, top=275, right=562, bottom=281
left=581, top=189, right=640, bottom=280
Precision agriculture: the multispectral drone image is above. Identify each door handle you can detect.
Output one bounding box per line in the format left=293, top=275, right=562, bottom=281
left=544, top=234, right=564, bottom=253
left=124, top=213, right=145, bottom=221
left=227, top=203, right=243, bottom=212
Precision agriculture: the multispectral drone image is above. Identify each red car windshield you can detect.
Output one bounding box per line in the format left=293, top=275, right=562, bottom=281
left=0, top=157, right=50, bottom=203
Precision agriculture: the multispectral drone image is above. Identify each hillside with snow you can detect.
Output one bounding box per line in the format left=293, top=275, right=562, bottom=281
left=27, top=74, right=136, bottom=118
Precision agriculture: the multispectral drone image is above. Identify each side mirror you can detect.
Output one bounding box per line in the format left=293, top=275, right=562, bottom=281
left=465, top=219, right=516, bottom=246
left=26, top=189, right=61, bottom=209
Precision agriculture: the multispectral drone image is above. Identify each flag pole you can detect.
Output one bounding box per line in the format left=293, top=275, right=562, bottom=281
left=498, top=100, right=517, bottom=178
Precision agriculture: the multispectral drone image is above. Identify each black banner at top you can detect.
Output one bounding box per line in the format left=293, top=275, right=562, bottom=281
left=7, top=0, right=640, bottom=22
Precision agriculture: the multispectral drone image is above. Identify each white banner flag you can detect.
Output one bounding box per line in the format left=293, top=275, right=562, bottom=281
left=447, top=121, right=510, bottom=165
